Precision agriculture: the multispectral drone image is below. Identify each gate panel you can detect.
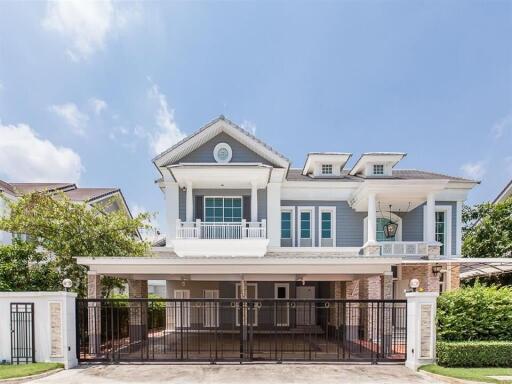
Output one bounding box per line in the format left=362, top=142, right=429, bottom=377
left=77, top=298, right=406, bottom=363
left=10, top=303, right=35, bottom=364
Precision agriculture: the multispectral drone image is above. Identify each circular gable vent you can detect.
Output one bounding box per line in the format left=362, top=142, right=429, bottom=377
left=213, top=142, right=232, bottom=163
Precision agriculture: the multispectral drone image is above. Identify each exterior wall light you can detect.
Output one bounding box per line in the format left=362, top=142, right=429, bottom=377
left=409, top=278, right=420, bottom=292
left=62, top=278, right=73, bottom=292
left=383, top=204, right=398, bottom=238
left=431, top=264, right=443, bottom=276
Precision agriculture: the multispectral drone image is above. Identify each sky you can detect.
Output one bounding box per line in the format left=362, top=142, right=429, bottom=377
left=0, top=0, right=510, bottom=236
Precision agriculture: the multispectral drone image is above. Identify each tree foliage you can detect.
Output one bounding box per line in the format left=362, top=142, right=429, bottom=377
left=0, top=192, right=152, bottom=297
left=462, top=197, right=512, bottom=258
left=0, top=239, right=60, bottom=291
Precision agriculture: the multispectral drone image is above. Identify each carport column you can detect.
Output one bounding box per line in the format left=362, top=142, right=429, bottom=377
left=344, top=280, right=360, bottom=341
left=382, top=272, right=394, bottom=354
left=128, top=279, right=148, bottom=353
left=360, top=276, right=381, bottom=341
left=405, top=292, right=439, bottom=370
left=87, top=271, right=102, bottom=356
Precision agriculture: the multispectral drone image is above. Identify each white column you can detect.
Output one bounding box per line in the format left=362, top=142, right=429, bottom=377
left=185, top=181, right=193, bottom=222
left=426, top=193, right=436, bottom=243
left=267, top=182, right=282, bottom=247
left=251, top=182, right=258, bottom=222
left=367, top=193, right=377, bottom=244
left=164, top=181, right=180, bottom=240
left=405, top=292, right=439, bottom=370
left=456, top=201, right=462, bottom=255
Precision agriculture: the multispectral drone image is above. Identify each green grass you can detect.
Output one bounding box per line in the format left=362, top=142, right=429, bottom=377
left=420, top=364, right=512, bottom=383
left=0, top=362, right=63, bottom=380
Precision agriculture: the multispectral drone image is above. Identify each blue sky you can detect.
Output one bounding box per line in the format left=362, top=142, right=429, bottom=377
left=0, top=1, right=510, bottom=235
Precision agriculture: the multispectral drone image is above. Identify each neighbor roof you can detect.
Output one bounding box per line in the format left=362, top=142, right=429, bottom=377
left=6, top=182, right=75, bottom=196
left=494, top=179, right=512, bottom=203
left=64, top=188, right=119, bottom=202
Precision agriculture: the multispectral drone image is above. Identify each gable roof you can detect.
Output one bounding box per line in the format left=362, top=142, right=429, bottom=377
left=6, top=182, right=75, bottom=195
left=495, top=179, right=512, bottom=203
left=64, top=188, right=120, bottom=203
left=152, top=116, right=290, bottom=170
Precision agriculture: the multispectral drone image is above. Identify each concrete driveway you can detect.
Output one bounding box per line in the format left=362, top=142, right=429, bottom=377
left=29, top=364, right=447, bottom=384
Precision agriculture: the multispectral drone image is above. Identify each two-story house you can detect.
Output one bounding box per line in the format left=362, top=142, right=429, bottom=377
left=78, top=115, right=477, bottom=302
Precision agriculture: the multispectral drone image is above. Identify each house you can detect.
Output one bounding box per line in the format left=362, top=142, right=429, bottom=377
left=0, top=180, right=139, bottom=244
left=77, top=116, right=478, bottom=302
left=494, top=179, right=512, bottom=203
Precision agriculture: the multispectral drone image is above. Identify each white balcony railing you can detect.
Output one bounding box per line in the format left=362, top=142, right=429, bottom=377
left=379, top=241, right=428, bottom=257
left=176, top=219, right=267, bottom=240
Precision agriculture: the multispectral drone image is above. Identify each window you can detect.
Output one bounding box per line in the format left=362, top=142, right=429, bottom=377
left=376, top=218, right=395, bottom=241
left=281, top=211, right=291, bottom=239
left=373, top=164, right=384, bottom=175
left=321, top=211, right=332, bottom=239
left=436, top=211, right=446, bottom=255
left=300, top=211, right=311, bottom=239
left=204, top=197, right=242, bottom=222
left=321, top=164, right=333, bottom=175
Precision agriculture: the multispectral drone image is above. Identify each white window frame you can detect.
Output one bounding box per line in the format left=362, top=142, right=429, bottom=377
left=235, top=283, right=258, bottom=326
left=280, top=206, right=295, bottom=245
left=203, top=196, right=243, bottom=222
left=423, top=204, right=452, bottom=257
left=274, top=283, right=290, bottom=326
left=203, top=289, right=220, bottom=328
left=298, top=206, right=315, bottom=245
left=174, top=289, right=191, bottom=328
left=373, top=164, right=384, bottom=175
left=321, top=164, right=333, bottom=175
left=318, top=207, right=336, bottom=246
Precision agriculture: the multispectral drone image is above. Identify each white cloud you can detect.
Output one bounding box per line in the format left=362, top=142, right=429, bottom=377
left=49, top=102, right=89, bottom=135
left=461, top=161, right=486, bottom=180
left=130, top=203, right=160, bottom=241
left=0, top=121, right=82, bottom=183
left=491, top=114, right=512, bottom=139
left=42, top=0, right=140, bottom=61
left=89, top=98, right=107, bottom=115
left=241, top=120, right=257, bottom=135
left=147, top=84, right=186, bottom=155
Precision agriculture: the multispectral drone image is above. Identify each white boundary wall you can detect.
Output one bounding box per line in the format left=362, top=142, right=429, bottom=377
left=0, top=292, right=77, bottom=368
left=405, top=291, right=439, bottom=370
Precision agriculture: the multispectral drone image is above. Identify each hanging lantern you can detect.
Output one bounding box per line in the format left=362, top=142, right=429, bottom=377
left=383, top=204, right=398, bottom=238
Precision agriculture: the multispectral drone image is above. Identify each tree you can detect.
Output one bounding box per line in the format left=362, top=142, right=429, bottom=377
left=0, top=192, right=152, bottom=297
left=0, top=239, right=60, bottom=291
left=462, top=197, right=512, bottom=258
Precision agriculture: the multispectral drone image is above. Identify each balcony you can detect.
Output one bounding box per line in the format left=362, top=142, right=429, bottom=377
left=172, top=219, right=269, bottom=257
left=176, top=219, right=267, bottom=240
left=379, top=241, right=428, bottom=257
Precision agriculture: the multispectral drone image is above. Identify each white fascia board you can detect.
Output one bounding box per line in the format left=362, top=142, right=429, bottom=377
left=281, top=183, right=357, bottom=201
left=349, top=153, right=406, bottom=176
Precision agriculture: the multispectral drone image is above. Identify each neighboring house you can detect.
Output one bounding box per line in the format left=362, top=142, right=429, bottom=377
left=78, top=115, right=478, bottom=302
left=494, top=179, right=512, bottom=203
left=0, top=180, right=139, bottom=244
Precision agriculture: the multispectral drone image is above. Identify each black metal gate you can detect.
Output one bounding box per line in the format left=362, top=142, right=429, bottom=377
left=77, top=299, right=406, bottom=363
left=10, top=303, right=35, bottom=364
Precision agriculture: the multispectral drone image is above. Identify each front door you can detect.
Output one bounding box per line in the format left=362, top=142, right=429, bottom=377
left=174, top=289, right=190, bottom=328
left=296, top=286, right=316, bottom=326
left=203, top=289, right=219, bottom=327
left=275, top=283, right=290, bottom=326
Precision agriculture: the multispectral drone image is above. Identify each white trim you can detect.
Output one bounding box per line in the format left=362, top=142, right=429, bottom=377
left=274, top=283, right=290, bottom=326
left=298, top=206, right=315, bottom=246
left=318, top=207, right=336, bottom=247
left=235, top=283, right=258, bottom=326
left=173, top=289, right=191, bottom=328
left=280, top=206, right=295, bottom=245
left=364, top=211, right=402, bottom=243
left=423, top=204, right=452, bottom=257
left=213, top=142, right=232, bottom=163
left=456, top=201, right=462, bottom=256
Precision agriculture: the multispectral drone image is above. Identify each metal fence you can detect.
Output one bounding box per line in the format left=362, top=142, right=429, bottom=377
left=10, top=303, right=35, bottom=364
left=77, top=298, right=406, bottom=363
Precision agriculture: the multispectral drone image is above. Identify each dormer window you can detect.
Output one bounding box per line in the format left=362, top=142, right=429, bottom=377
left=373, top=164, right=384, bottom=175
left=321, top=164, right=333, bottom=175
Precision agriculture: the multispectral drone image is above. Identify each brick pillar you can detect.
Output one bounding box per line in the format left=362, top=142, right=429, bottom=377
left=448, top=263, right=460, bottom=291
left=344, top=280, right=360, bottom=342
left=87, top=272, right=102, bottom=356
left=401, top=264, right=440, bottom=293
left=382, top=272, right=394, bottom=355
left=128, top=279, right=148, bottom=353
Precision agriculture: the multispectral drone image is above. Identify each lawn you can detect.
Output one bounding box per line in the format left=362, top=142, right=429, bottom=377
left=0, top=363, right=63, bottom=380
left=420, top=364, right=512, bottom=384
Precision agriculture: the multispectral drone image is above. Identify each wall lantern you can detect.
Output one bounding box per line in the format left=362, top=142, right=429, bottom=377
left=431, top=264, right=443, bottom=276
left=383, top=204, right=398, bottom=238
left=409, top=278, right=420, bottom=292
left=62, top=278, right=73, bottom=292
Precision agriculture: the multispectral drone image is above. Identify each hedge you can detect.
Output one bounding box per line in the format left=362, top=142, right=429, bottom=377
left=437, top=283, right=512, bottom=341
left=437, top=341, right=512, bottom=367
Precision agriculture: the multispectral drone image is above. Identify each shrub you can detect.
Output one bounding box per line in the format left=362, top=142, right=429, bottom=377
left=437, top=283, right=512, bottom=341
left=437, top=341, right=512, bottom=367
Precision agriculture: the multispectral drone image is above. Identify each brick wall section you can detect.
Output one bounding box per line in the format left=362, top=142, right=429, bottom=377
left=401, top=264, right=440, bottom=292
left=450, top=263, right=460, bottom=290
left=128, top=280, right=148, bottom=298
left=360, top=276, right=381, bottom=299
left=382, top=272, right=393, bottom=300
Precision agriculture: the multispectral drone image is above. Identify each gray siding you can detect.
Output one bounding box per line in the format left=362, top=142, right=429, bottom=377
left=177, top=132, right=273, bottom=165
left=280, top=200, right=365, bottom=247
left=179, top=188, right=267, bottom=221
